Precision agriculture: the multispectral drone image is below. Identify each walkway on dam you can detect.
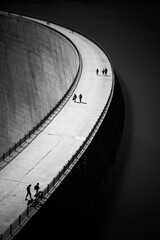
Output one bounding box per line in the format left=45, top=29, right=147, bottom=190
left=0, top=14, right=113, bottom=234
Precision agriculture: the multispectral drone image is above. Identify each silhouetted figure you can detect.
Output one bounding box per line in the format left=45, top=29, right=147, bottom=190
left=102, top=69, right=105, bottom=75
left=25, top=184, right=32, bottom=200
left=79, top=93, right=83, bottom=103
left=27, top=191, right=44, bottom=207
left=105, top=68, right=108, bottom=75
left=96, top=68, right=99, bottom=75
left=72, top=93, right=77, bottom=102
left=34, top=183, right=40, bottom=195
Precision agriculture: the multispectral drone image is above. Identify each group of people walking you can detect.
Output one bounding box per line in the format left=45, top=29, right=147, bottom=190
left=72, top=93, right=83, bottom=103
left=25, top=182, right=40, bottom=201
left=72, top=67, right=108, bottom=103
left=96, top=67, right=108, bottom=76
left=24, top=68, right=108, bottom=205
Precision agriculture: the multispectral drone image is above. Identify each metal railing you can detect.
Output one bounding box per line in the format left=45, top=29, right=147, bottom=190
left=0, top=12, right=82, bottom=166
left=0, top=12, right=115, bottom=240
left=0, top=70, right=114, bottom=240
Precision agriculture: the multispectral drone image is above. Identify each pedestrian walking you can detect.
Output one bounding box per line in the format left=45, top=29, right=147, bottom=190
left=25, top=184, right=32, bottom=200
left=96, top=68, right=99, bottom=75
left=105, top=68, right=108, bottom=75
left=34, top=183, right=40, bottom=195
left=72, top=93, right=77, bottom=102
left=79, top=93, right=83, bottom=103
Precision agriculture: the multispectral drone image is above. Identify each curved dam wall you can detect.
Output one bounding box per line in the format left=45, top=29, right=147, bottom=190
left=14, top=74, right=125, bottom=240
left=0, top=14, right=79, bottom=156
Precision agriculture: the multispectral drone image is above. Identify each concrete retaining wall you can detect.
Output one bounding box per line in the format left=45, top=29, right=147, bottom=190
left=0, top=14, right=79, bottom=156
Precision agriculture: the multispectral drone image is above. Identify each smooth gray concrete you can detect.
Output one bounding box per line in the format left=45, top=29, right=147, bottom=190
left=0, top=13, right=113, bottom=235
left=0, top=14, right=79, bottom=156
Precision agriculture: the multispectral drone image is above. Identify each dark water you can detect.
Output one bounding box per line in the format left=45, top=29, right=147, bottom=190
left=1, top=1, right=160, bottom=239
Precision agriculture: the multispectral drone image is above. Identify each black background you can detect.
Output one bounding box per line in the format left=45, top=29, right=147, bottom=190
left=1, top=1, right=160, bottom=239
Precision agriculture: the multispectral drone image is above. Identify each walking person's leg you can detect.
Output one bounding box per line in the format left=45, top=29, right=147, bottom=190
left=25, top=192, right=28, bottom=200
left=29, top=192, right=32, bottom=200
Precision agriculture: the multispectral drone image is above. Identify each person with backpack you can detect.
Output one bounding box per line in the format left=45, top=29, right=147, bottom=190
left=34, top=183, right=40, bottom=196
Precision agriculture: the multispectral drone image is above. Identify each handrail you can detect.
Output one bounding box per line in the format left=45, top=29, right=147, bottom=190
left=0, top=11, right=82, bottom=167
left=0, top=76, right=114, bottom=240
left=0, top=68, right=114, bottom=240
left=0, top=12, right=115, bottom=240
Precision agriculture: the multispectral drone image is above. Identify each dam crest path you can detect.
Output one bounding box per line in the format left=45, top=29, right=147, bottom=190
left=0, top=12, right=113, bottom=235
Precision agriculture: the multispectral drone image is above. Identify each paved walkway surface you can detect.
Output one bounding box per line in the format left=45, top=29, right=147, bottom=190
left=0, top=15, right=113, bottom=234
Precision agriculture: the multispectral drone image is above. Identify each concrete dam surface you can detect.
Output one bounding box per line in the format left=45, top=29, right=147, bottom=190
left=0, top=13, right=79, bottom=156
left=0, top=12, right=119, bottom=239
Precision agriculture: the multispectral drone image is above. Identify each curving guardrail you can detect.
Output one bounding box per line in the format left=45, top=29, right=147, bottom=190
left=0, top=11, right=83, bottom=168
left=0, top=73, right=114, bottom=240
left=0, top=12, right=115, bottom=240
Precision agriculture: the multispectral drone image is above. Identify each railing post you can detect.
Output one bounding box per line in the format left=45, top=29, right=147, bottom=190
left=27, top=206, right=29, bottom=216
left=10, top=224, right=12, bottom=235
left=47, top=184, right=49, bottom=193
left=63, top=165, right=66, bottom=174
left=14, top=143, right=16, bottom=151
left=53, top=177, right=55, bottom=187
left=59, top=171, right=61, bottom=179
left=19, top=215, right=21, bottom=226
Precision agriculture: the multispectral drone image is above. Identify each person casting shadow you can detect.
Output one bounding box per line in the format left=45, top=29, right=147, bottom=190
left=72, top=93, right=77, bottom=102
left=34, top=183, right=40, bottom=196
left=25, top=184, right=32, bottom=200
left=79, top=93, right=82, bottom=103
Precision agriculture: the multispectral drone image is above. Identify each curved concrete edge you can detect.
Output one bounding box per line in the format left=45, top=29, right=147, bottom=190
left=0, top=11, right=83, bottom=167
left=19, top=13, right=116, bottom=192
left=0, top=11, right=120, bottom=240
left=14, top=11, right=116, bottom=144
